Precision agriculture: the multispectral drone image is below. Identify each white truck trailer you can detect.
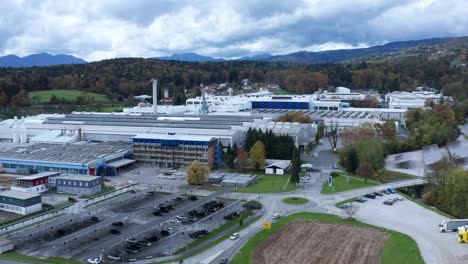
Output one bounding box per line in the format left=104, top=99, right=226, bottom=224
left=439, top=219, right=468, bottom=232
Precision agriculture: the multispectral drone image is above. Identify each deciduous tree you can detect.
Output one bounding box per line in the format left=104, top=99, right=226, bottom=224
left=249, top=141, right=266, bottom=170
left=355, top=161, right=375, bottom=184
left=187, top=160, right=209, bottom=185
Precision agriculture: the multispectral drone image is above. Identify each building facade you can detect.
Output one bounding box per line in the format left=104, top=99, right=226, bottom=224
left=132, top=134, right=222, bottom=169
left=56, top=176, right=102, bottom=195
left=0, top=191, right=42, bottom=215
left=11, top=172, right=60, bottom=194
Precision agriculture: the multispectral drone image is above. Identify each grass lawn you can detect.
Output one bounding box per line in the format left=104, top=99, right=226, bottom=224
left=282, top=197, right=309, bottom=204
left=29, top=89, right=110, bottom=104
left=0, top=251, right=81, bottom=264
left=231, top=212, right=423, bottom=264
left=378, top=170, right=418, bottom=182
left=235, top=173, right=299, bottom=193
left=321, top=174, right=379, bottom=194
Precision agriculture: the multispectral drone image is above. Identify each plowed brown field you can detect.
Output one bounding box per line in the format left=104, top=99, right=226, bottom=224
left=253, top=220, right=388, bottom=264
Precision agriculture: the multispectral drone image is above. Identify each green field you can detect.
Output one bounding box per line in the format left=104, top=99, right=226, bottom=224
left=29, top=89, right=110, bottom=104
left=231, top=212, right=423, bottom=264
left=281, top=197, right=309, bottom=204
left=321, top=174, right=379, bottom=194
left=235, top=173, right=299, bottom=193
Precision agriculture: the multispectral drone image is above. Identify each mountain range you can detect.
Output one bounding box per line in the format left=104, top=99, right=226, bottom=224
left=0, top=53, right=86, bottom=67
left=0, top=37, right=464, bottom=67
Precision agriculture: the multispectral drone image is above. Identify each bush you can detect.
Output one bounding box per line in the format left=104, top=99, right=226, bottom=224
left=330, top=171, right=341, bottom=177
left=242, top=200, right=263, bottom=210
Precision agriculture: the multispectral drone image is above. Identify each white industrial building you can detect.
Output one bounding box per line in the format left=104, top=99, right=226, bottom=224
left=385, top=91, right=447, bottom=109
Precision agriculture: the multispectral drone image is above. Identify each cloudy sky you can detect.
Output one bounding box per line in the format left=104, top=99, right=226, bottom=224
left=1, top=0, right=467, bottom=61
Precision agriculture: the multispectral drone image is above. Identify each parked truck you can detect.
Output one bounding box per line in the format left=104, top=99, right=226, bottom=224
left=439, top=219, right=468, bottom=232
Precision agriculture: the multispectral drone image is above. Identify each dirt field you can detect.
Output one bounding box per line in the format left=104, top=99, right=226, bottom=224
left=253, top=220, right=388, bottom=264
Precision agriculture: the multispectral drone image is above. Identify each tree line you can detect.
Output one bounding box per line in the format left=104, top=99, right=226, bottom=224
left=0, top=53, right=467, bottom=108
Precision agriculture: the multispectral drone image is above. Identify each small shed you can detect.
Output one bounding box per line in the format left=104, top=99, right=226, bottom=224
left=0, top=239, right=14, bottom=254
left=265, top=160, right=291, bottom=175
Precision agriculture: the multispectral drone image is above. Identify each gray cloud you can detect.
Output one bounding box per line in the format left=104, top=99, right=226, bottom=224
left=0, top=0, right=466, bottom=61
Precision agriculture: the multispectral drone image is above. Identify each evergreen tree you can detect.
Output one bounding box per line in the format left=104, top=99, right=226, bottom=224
left=290, top=147, right=301, bottom=184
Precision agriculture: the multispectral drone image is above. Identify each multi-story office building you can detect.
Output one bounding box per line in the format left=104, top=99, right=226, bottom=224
left=11, top=172, right=60, bottom=193
left=132, top=133, right=222, bottom=169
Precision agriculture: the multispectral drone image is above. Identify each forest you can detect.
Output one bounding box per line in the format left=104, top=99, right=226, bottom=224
left=0, top=51, right=467, bottom=108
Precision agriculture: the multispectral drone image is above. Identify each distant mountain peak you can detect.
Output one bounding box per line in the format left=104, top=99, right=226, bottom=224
left=153, top=53, right=224, bottom=62
left=0, top=53, right=87, bottom=67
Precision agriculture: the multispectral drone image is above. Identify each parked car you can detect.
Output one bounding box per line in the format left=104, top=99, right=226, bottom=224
left=382, top=190, right=390, bottom=195
left=220, top=258, right=229, bottom=264
left=161, top=228, right=174, bottom=236
left=190, top=196, right=198, bottom=201
left=125, top=247, right=138, bottom=254
left=112, top=221, right=124, bottom=227
left=147, top=236, right=160, bottom=242
left=339, top=203, right=352, bottom=209
left=110, top=229, right=121, bottom=235
left=86, top=257, right=102, bottom=264
left=364, top=193, right=376, bottom=199
left=137, top=240, right=152, bottom=247
left=229, top=233, right=240, bottom=240
left=126, top=237, right=138, bottom=244
left=107, top=254, right=121, bottom=261
left=171, top=218, right=181, bottom=223
left=176, top=215, right=187, bottom=220
left=394, top=196, right=404, bottom=201
left=131, top=170, right=141, bottom=174
left=387, top=188, right=396, bottom=194
left=355, top=196, right=367, bottom=203
left=373, top=192, right=383, bottom=196
left=383, top=199, right=394, bottom=205
left=272, top=213, right=280, bottom=220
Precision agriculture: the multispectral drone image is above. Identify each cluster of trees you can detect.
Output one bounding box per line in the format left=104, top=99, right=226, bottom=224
left=425, top=159, right=468, bottom=218
left=276, top=112, right=312, bottom=123
left=1, top=51, right=467, bottom=108
left=386, top=103, right=461, bottom=154
left=339, top=124, right=387, bottom=182
left=244, top=128, right=296, bottom=160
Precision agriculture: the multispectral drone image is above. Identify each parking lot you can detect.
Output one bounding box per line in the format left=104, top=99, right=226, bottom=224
left=107, top=166, right=188, bottom=191
left=11, top=184, right=246, bottom=263
left=350, top=194, right=468, bottom=264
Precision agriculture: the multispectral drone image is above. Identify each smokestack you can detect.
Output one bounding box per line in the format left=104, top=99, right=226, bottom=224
left=151, top=78, right=158, bottom=114
left=77, top=128, right=82, bottom=141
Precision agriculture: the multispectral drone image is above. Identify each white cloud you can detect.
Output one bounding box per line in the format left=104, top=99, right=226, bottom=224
left=0, top=0, right=466, bottom=61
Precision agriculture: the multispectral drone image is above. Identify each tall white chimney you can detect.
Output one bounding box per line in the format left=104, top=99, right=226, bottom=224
left=151, top=78, right=158, bottom=114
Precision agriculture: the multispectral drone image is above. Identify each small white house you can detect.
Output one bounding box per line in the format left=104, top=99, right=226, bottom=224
left=265, top=160, right=291, bottom=175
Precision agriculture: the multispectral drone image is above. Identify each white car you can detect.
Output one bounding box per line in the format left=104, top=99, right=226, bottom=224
left=272, top=213, right=280, bottom=220
left=171, top=218, right=181, bottom=223
left=230, top=233, right=240, bottom=240
left=131, top=170, right=141, bottom=174
left=86, top=257, right=102, bottom=264
left=170, top=169, right=178, bottom=173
